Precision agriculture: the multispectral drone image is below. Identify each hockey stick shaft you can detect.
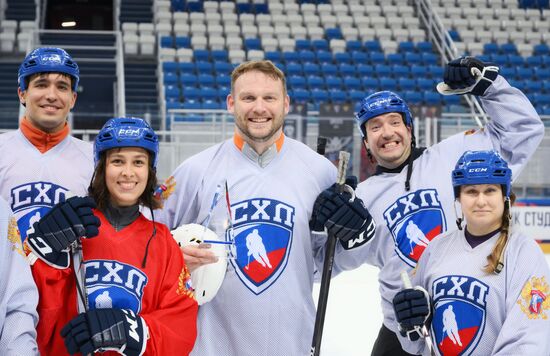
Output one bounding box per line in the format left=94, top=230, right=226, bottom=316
left=311, top=146, right=350, bottom=356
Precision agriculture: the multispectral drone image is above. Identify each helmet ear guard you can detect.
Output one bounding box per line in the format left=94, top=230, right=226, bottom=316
left=94, top=117, right=159, bottom=169
left=452, top=150, right=512, bottom=199
left=18, top=47, right=80, bottom=92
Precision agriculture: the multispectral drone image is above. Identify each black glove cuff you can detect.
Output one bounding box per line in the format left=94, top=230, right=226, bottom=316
left=121, top=310, right=147, bottom=356
left=27, top=234, right=70, bottom=269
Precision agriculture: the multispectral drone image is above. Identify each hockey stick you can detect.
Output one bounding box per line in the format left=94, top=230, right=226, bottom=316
left=311, top=142, right=350, bottom=356
left=400, top=271, right=436, bottom=356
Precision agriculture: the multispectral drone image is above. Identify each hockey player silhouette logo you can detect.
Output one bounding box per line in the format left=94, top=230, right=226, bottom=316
left=431, top=275, right=488, bottom=355
left=383, top=189, right=446, bottom=267
left=10, top=181, right=71, bottom=242
left=228, top=198, right=295, bottom=295
left=85, top=260, right=148, bottom=313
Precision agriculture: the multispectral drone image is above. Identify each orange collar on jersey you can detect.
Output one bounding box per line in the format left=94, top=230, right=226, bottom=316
left=232, top=131, right=285, bottom=152
left=20, top=117, right=69, bottom=153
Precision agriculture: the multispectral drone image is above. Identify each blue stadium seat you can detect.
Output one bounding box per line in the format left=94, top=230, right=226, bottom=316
left=215, top=74, right=231, bottom=87
left=286, top=63, right=303, bottom=76
left=357, top=64, right=374, bottom=76
left=288, top=75, right=307, bottom=89
left=316, top=50, right=333, bottom=64
left=198, top=74, right=215, bottom=86
left=338, top=63, right=356, bottom=76
left=307, top=75, right=324, bottom=89
left=410, top=66, right=428, bottom=78
left=325, top=76, right=344, bottom=89
left=533, top=93, right=550, bottom=108
left=447, top=30, right=460, bottom=42
left=211, top=50, right=229, bottom=61
left=293, top=89, right=311, bottom=102
left=417, top=78, right=435, bottom=91
left=442, top=94, right=461, bottom=105
left=334, top=52, right=352, bottom=63
left=516, top=67, right=534, bottom=79
left=201, top=88, right=218, bottom=100
left=364, top=40, right=382, bottom=52
left=217, top=87, right=230, bottom=97
left=321, top=63, right=338, bottom=76
left=477, top=54, right=491, bottom=62
left=255, top=3, right=269, bottom=14
left=537, top=67, right=550, bottom=80
left=483, top=43, right=499, bottom=54
left=491, top=54, right=508, bottom=64
left=351, top=51, right=368, bottom=64
left=526, top=56, right=543, bottom=67
left=403, top=91, right=422, bottom=104
left=283, top=51, right=300, bottom=63
left=507, top=55, right=524, bottom=66
left=296, top=39, right=312, bottom=51
left=392, top=64, right=409, bottom=77
left=236, top=2, right=254, bottom=13
left=343, top=77, right=362, bottom=90
left=202, top=100, right=222, bottom=110
left=265, top=51, right=282, bottom=62
left=214, top=61, right=233, bottom=74
left=303, top=63, right=320, bottom=75
left=374, top=64, right=391, bottom=77
left=533, top=43, right=550, bottom=56
left=524, top=80, right=542, bottom=92
left=379, top=77, right=398, bottom=91
left=165, top=86, right=180, bottom=100
left=398, top=78, right=416, bottom=91
left=329, top=89, right=347, bottom=103
left=499, top=67, right=516, bottom=78
left=423, top=92, right=441, bottom=105
left=421, top=53, right=438, bottom=65
left=183, top=87, right=201, bottom=100
left=165, top=101, right=183, bottom=110
left=404, top=52, right=422, bottom=65
left=326, top=28, right=343, bottom=40
left=312, top=40, right=329, bottom=51
left=244, top=38, right=262, bottom=50
left=362, top=77, right=379, bottom=90
left=349, top=90, right=365, bottom=102
left=180, top=74, right=198, bottom=86
left=508, top=79, right=524, bottom=90
left=175, top=36, right=190, bottom=48
left=195, top=61, right=213, bottom=73
left=161, top=36, right=174, bottom=48
left=369, top=51, right=386, bottom=64
left=178, top=62, right=195, bottom=73
left=416, top=42, right=434, bottom=53
left=310, top=89, right=329, bottom=102
left=299, top=50, right=316, bottom=63
left=387, top=53, right=404, bottom=65
left=398, top=41, right=415, bottom=53
left=163, top=72, right=178, bottom=85
left=346, top=40, right=363, bottom=52
left=162, top=61, right=178, bottom=73
left=500, top=43, right=517, bottom=54
left=427, top=65, right=443, bottom=78
left=194, top=50, right=210, bottom=61
left=186, top=1, right=203, bottom=12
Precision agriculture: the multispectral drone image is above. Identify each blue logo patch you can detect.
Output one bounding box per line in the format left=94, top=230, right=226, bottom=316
left=85, top=260, right=148, bottom=313
left=431, top=275, right=488, bottom=355
left=227, top=198, right=295, bottom=295
left=383, top=189, right=446, bottom=267
left=10, top=181, right=70, bottom=242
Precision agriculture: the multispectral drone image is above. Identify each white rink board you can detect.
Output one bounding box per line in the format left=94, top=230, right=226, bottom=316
left=314, top=256, right=550, bottom=355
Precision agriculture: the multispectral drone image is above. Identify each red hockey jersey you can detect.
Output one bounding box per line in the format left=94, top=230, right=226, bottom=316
left=31, top=210, right=198, bottom=355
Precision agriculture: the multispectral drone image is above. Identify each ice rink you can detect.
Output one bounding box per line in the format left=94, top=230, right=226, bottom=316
left=314, top=254, right=550, bottom=355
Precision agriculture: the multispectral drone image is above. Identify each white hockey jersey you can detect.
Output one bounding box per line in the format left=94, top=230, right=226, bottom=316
left=355, top=76, right=544, bottom=334
left=0, top=196, right=39, bottom=354
left=0, top=130, right=93, bottom=242
left=400, top=228, right=550, bottom=356
left=158, top=136, right=373, bottom=355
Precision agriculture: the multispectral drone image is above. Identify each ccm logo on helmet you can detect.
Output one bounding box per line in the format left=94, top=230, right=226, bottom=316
left=468, top=168, right=488, bottom=173
left=118, top=128, right=141, bottom=136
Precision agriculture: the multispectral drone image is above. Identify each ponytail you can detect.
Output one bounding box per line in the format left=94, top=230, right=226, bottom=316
left=484, top=191, right=516, bottom=274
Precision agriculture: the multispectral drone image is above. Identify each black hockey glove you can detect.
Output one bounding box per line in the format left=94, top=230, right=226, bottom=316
left=310, top=177, right=375, bottom=249
left=437, top=56, right=499, bottom=96
left=61, top=308, right=147, bottom=356
left=27, top=196, right=100, bottom=268
left=393, top=287, right=432, bottom=341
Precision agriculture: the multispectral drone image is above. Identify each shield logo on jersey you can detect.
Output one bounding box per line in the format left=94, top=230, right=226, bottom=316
left=85, top=260, right=148, bottom=314
left=393, top=210, right=444, bottom=266
left=227, top=198, right=295, bottom=295
left=432, top=299, right=486, bottom=355
left=384, top=189, right=446, bottom=267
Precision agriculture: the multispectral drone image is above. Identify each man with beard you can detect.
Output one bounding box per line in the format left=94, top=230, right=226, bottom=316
left=157, top=60, right=375, bottom=355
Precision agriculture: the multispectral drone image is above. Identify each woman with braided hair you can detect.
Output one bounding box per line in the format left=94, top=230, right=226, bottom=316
left=392, top=150, right=550, bottom=356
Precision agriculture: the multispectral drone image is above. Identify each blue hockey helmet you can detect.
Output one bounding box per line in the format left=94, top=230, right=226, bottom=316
left=18, top=47, right=79, bottom=92
left=94, top=117, right=159, bottom=169
left=355, top=91, right=413, bottom=138
left=452, top=150, right=512, bottom=198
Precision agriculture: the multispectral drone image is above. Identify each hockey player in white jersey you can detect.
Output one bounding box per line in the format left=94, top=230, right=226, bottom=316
left=393, top=150, right=550, bottom=355
left=0, top=196, right=39, bottom=354
left=157, top=60, right=376, bottom=355
left=0, top=47, right=93, bottom=244
left=311, top=56, right=544, bottom=355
